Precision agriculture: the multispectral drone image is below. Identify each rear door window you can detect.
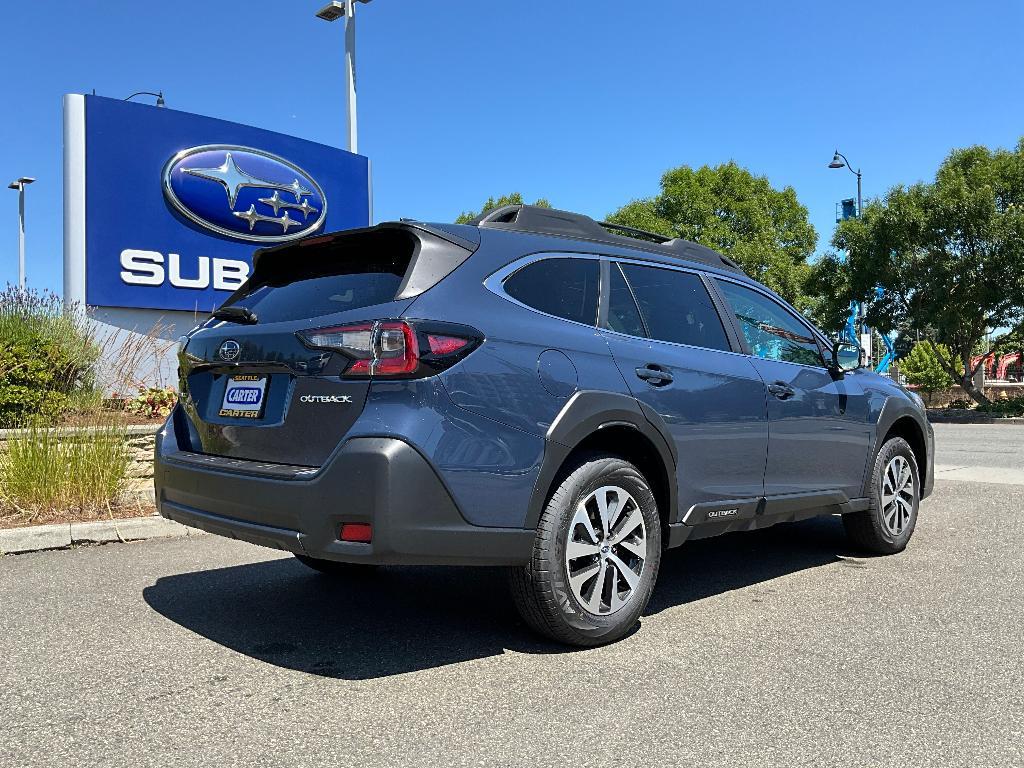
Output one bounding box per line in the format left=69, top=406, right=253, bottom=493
left=605, top=263, right=647, bottom=337
left=504, top=258, right=599, bottom=326
left=617, top=263, right=731, bottom=351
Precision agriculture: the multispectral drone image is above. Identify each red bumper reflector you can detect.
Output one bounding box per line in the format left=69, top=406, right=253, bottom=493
left=340, top=523, right=372, bottom=543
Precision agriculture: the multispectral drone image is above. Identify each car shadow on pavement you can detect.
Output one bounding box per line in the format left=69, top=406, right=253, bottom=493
left=143, top=515, right=849, bottom=680
left=646, top=514, right=850, bottom=613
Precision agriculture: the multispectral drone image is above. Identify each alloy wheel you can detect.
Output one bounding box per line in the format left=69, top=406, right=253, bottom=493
left=564, top=485, right=648, bottom=616
left=880, top=455, right=915, bottom=536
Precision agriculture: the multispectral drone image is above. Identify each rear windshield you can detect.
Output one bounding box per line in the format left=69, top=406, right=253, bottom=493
left=223, top=229, right=414, bottom=323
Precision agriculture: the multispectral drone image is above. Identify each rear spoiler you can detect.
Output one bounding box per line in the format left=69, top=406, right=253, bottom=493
left=220, top=221, right=481, bottom=310
left=251, top=221, right=479, bottom=272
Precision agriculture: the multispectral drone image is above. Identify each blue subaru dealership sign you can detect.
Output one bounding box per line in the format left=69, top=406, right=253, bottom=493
left=65, top=95, right=370, bottom=313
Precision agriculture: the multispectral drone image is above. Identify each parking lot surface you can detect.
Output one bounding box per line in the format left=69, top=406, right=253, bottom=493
left=1, top=424, right=1022, bottom=767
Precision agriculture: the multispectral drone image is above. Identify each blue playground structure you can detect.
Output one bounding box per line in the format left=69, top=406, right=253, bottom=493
left=841, top=295, right=896, bottom=375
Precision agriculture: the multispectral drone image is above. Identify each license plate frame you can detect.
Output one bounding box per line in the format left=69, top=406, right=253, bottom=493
left=219, top=375, right=269, bottom=420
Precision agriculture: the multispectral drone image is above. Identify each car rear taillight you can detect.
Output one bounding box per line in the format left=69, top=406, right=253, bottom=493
left=297, top=320, right=481, bottom=378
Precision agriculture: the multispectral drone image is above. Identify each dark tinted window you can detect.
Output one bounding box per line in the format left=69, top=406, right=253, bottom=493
left=716, top=280, right=825, bottom=367
left=223, top=229, right=413, bottom=323
left=619, top=264, right=730, bottom=351
left=504, top=258, right=599, bottom=326
left=606, top=264, right=646, bottom=337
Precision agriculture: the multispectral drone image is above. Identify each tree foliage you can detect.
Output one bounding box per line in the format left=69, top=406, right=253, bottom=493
left=605, top=162, right=818, bottom=306
left=808, top=140, right=1024, bottom=404
left=989, top=324, right=1024, bottom=356
left=899, top=342, right=956, bottom=404
left=455, top=193, right=551, bottom=224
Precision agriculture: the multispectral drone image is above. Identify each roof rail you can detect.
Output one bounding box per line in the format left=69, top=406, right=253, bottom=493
left=596, top=220, right=671, bottom=243
left=469, top=204, right=743, bottom=273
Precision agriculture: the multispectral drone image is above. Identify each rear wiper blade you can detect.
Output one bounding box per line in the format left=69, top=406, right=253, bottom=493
left=211, top=306, right=258, bottom=325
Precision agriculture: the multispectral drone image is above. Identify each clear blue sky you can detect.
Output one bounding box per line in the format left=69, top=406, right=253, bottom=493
left=2, top=0, right=1022, bottom=294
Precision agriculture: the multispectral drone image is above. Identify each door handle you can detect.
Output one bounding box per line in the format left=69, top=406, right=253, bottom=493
left=767, top=381, right=796, bottom=400
left=635, top=365, right=674, bottom=386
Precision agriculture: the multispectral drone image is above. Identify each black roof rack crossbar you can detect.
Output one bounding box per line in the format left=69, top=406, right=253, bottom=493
left=469, top=204, right=744, bottom=273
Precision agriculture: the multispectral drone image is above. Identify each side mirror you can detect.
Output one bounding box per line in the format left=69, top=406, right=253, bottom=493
left=832, top=341, right=863, bottom=374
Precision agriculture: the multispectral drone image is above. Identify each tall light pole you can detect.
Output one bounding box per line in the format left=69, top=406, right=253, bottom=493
left=316, top=0, right=373, bottom=154
left=827, top=149, right=891, bottom=371
left=7, top=177, right=35, bottom=290
left=828, top=149, right=862, bottom=217
left=828, top=149, right=866, bottom=362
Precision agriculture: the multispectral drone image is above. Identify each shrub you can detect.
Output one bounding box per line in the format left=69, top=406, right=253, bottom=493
left=977, top=396, right=1024, bottom=417
left=124, top=386, right=178, bottom=419
left=946, top=398, right=974, bottom=410
left=0, top=287, right=101, bottom=428
left=899, top=343, right=956, bottom=405
left=0, top=423, right=129, bottom=522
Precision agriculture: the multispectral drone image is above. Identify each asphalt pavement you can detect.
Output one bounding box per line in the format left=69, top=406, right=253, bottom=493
left=1, top=423, right=1022, bottom=768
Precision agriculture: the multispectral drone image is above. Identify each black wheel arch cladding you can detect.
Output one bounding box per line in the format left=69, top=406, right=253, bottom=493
left=525, top=391, right=678, bottom=530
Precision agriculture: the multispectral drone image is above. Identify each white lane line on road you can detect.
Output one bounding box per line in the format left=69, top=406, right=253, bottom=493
left=933, top=464, right=1024, bottom=486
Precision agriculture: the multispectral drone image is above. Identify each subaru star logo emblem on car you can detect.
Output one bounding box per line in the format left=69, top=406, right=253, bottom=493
left=218, top=340, right=241, bottom=361
left=163, top=145, right=328, bottom=243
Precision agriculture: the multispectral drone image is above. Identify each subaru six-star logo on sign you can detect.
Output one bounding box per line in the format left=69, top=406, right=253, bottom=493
left=163, top=145, right=328, bottom=243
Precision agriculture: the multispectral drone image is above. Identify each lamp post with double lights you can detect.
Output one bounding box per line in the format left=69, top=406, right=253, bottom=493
left=7, top=177, right=35, bottom=290
left=316, top=0, right=373, bottom=154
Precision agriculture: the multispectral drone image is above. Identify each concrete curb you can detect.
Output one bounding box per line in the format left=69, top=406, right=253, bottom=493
left=0, top=515, right=206, bottom=556
left=927, top=409, right=1024, bottom=424
left=0, top=423, right=161, bottom=440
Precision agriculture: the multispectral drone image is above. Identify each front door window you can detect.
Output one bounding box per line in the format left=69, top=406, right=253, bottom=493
left=715, top=280, right=824, bottom=367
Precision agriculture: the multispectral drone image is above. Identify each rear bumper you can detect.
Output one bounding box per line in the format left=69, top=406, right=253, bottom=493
left=154, top=420, right=534, bottom=566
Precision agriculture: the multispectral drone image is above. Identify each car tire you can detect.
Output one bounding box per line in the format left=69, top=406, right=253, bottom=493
left=843, top=436, right=920, bottom=555
left=509, top=454, right=662, bottom=646
left=293, top=554, right=377, bottom=577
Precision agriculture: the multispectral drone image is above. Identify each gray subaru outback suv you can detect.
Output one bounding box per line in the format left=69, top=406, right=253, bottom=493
left=156, top=205, right=934, bottom=646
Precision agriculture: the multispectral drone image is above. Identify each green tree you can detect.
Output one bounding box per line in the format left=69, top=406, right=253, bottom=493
left=455, top=193, right=551, bottom=224
left=808, top=140, right=1024, bottom=404
left=605, top=162, right=818, bottom=306
left=899, top=342, right=956, bottom=405
left=989, top=324, right=1024, bottom=357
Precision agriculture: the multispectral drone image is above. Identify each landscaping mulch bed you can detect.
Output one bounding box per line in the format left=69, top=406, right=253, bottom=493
left=0, top=498, right=157, bottom=530
left=926, top=408, right=1024, bottom=424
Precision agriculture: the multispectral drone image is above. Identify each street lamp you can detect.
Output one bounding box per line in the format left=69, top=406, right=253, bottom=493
left=7, top=177, right=35, bottom=290
left=124, top=90, right=166, bottom=107
left=316, top=0, right=373, bottom=154
left=828, top=150, right=862, bottom=217
left=827, top=150, right=882, bottom=368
